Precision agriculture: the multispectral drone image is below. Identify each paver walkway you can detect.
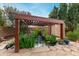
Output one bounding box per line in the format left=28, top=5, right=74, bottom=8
left=0, top=42, right=79, bottom=56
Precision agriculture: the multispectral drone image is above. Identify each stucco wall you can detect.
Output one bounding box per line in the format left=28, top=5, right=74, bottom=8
left=51, top=24, right=65, bottom=38
left=29, top=25, right=65, bottom=38
left=51, top=24, right=60, bottom=37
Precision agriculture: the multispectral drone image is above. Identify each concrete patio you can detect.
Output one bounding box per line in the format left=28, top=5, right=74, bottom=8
left=0, top=42, right=79, bottom=56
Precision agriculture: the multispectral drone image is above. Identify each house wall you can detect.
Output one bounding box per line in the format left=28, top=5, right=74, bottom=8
left=28, top=24, right=65, bottom=38
left=51, top=24, right=60, bottom=37
left=51, top=24, right=65, bottom=38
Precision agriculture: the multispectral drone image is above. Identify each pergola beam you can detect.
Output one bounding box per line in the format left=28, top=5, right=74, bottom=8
left=15, top=14, right=64, bottom=24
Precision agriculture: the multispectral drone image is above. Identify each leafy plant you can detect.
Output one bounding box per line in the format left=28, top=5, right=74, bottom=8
left=31, top=29, right=42, bottom=38
left=66, top=31, right=79, bottom=41
left=19, top=34, right=26, bottom=48
left=28, top=34, right=36, bottom=48
left=45, top=35, right=57, bottom=46
left=20, top=34, right=36, bottom=48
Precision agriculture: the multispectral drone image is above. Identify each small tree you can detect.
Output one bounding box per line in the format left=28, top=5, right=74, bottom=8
left=49, top=6, right=58, bottom=19
left=49, top=3, right=79, bottom=32
left=3, top=6, right=31, bottom=27
left=58, top=3, right=67, bottom=20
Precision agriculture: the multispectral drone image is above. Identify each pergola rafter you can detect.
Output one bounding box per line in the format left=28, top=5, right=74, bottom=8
left=15, top=14, right=65, bottom=53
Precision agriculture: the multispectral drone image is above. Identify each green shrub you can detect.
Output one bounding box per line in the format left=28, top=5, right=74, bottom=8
left=19, top=34, right=26, bottom=48
left=20, top=29, right=42, bottom=49
left=28, top=34, right=36, bottom=48
left=66, top=31, right=79, bottom=41
left=20, top=34, right=36, bottom=49
left=31, top=29, right=42, bottom=38
left=45, top=35, right=57, bottom=45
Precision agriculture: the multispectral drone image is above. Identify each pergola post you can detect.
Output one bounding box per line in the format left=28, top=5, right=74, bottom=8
left=15, top=19, right=20, bottom=53
left=60, top=24, right=64, bottom=39
left=49, top=25, right=51, bottom=35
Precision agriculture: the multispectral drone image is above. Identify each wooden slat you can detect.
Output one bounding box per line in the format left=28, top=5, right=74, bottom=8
left=15, top=14, right=64, bottom=25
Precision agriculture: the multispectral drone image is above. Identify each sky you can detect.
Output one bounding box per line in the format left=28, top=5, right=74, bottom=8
left=0, top=3, right=60, bottom=17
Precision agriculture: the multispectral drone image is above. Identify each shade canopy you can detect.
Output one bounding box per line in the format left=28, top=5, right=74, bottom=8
left=15, top=14, right=64, bottom=26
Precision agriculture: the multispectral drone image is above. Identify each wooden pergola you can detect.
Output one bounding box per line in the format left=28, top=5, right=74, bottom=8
left=15, top=14, right=65, bottom=52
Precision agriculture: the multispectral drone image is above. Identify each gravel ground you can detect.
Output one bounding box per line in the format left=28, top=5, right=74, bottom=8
left=0, top=41, right=79, bottom=56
